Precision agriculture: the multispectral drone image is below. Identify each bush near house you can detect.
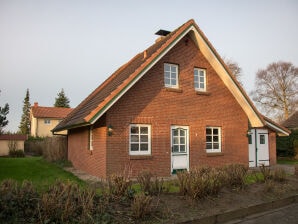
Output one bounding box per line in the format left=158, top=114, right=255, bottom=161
left=277, top=129, right=298, bottom=157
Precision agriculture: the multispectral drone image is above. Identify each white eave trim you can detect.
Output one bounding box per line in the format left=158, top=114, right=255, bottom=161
left=265, top=121, right=289, bottom=136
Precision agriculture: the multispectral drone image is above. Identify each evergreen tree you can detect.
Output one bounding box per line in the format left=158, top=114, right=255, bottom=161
left=54, top=88, right=70, bottom=108
left=0, top=90, right=9, bottom=134
left=19, top=89, right=31, bottom=134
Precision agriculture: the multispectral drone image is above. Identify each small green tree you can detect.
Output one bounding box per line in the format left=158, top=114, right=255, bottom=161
left=0, top=90, right=9, bottom=134
left=54, top=89, right=70, bottom=108
left=19, top=89, right=31, bottom=134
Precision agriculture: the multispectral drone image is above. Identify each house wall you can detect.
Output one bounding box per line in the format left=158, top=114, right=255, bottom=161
left=269, top=131, right=277, bottom=165
left=68, top=118, right=107, bottom=178
left=32, top=118, right=66, bottom=137
left=0, top=140, right=25, bottom=156
left=104, top=35, right=249, bottom=177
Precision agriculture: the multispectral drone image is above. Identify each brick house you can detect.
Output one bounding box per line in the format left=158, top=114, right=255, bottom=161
left=53, top=19, right=289, bottom=178
left=30, top=102, right=73, bottom=137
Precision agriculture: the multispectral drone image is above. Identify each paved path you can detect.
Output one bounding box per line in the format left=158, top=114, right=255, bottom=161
left=227, top=203, right=298, bottom=224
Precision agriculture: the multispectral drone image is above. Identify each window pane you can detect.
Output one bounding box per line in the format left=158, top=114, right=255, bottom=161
left=179, top=129, right=185, bottom=136
left=180, top=145, right=185, bottom=152
left=131, top=135, right=139, bottom=142
left=194, top=69, right=198, bottom=76
left=194, top=75, right=199, bottom=82
left=171, top=79, right=176, bottom=86
left=200, top=76, right=204, bottom=82
left=206, top=143, right=212, bottom=149
left=172, top=66, right=177, bottom=72
left=214, top=143, right=219, bottom=149
left=260, top=135, right=265, bottom=144
left=131, top=126, right=139, bottom=134
left=140, top=127, right=148, bottom=134
left=164, top=64, right=170, bottom=71
left=206, top=128, right=212, bottom=135
left=131, top=144, right=139, bottom=151
left=165, top=71, right=171, bottom=78
left=173, top=137, right=178, bottom=144
left=213, top=136, right=219, bottom=142
left=173, top=129, right=178, bottom=136
left=200, top=83, right=205, bottom=89
left=140, top=144, right=148, bottom=151
left=213, top=128, right=218, bottom=135
left=140, top=135, right=148, bottom=142
left=180, top=137, right=185, bottom=144
left=172, top=145, right=179, bottom=152
left=206, top=136, right=212, bottom=142
left=248, top=135, right=252, bottom=144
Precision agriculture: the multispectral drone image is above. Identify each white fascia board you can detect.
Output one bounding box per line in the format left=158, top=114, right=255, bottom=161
left=265, top=121, right=289, bottom=136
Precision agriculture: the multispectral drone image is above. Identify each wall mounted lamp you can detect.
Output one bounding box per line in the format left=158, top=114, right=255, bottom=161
left=108, top=125, right=113, bottom=136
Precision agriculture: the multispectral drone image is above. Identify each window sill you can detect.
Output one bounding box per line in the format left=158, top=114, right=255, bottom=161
left=196, top=91, right=211, bottom=96
left=129, top=155, right=153, bottom=160
left=164, top=87, right=183, bottom=93
left=206, top=152, right=224, bottom=157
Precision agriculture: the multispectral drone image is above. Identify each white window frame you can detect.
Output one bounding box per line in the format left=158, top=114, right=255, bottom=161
left=194, top=68, right=206, bottom=91
left=206, top=127, right=221, bottom=153
left=164, top=63, right=179, bottom=88
left=44, top=119, right=51, bottom=125
left=129, top=124, right=151, bottom=155
left=89, top=126, right=93, bottom=150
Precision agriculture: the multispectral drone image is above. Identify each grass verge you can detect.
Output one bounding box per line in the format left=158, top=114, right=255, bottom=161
left=0, top=157, right=85, bottom=191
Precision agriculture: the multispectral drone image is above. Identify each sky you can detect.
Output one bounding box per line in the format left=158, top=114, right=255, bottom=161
left=0, top=0, right=298, bottom=132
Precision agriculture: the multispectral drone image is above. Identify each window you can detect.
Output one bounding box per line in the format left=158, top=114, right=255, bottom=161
left=44, top=119, right=51, bottom=124
left=206, top=127, right=221, bottom=153
left=194, top=68, right=206, bottom=91
left=164, top=63, right=178, bottom=88
left=89, top=126, right=93, bottom=150
left=130, top=124, right=151, bottom=155
left=260, top=134, right=265, bottom=144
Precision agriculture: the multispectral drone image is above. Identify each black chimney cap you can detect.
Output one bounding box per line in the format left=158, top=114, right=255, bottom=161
left=155, top=29, right=171, bottom=36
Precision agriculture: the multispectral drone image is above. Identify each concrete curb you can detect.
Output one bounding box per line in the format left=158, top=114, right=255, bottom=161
left=180, top=194, right=298, bottom=224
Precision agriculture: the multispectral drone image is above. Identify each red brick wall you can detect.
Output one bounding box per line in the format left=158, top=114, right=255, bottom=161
left=68, top=118, right=107, bottom=178
left=269, top=131, right=277, bottom=165
left=104, top=35, right=249, bottom=177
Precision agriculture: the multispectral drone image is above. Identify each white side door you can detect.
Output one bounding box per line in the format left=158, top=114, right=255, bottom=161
left=248, top=129, right=269, bottom=167
left=171, top=126, right=189, bottom=173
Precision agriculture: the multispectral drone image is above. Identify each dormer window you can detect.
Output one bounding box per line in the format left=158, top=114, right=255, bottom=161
left=164, top=63, right=179, bottom=88
left=194, top=68, right=206, bottom=92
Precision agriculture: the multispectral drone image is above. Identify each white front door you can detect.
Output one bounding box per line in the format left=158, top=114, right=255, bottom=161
left=248, top=129, right=270, bottom=167
left=171, top=126, right=189, bottom=173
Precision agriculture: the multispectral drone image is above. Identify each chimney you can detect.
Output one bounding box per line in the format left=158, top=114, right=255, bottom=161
left=34, top=102, right=38, bottom=107
left=155, top=29, right=171, bottom=42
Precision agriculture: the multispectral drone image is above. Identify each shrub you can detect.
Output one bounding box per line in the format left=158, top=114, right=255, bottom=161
left=137, top=171, right=166, bottom=196
left=131, top=193, right=152, bottom=219
left=0, top=179, right=39, bottom=223
left=177, top=166, right=224, bottom=200
left=272, top=168, right=286, bottom=182
left=9, top=149, right=25, bottom=157
left=223, top=164, right=248, bottom=189
left=259, top=164, right=272, bottom=182
left=107, top=168, right=132, bottom=200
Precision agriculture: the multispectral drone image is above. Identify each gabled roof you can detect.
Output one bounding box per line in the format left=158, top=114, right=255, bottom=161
left=53, top=19, right=289, bottom=136
left=282, top=111, right=298, bottom=129
left=31, top=105, right=73, bottom=119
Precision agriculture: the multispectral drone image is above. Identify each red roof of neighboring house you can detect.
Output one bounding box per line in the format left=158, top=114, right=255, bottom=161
left=282, top=111, right=298, bottom=129
left=31, top=103, right=73, bottom=119
left=0, top=134, right=27, bottom=141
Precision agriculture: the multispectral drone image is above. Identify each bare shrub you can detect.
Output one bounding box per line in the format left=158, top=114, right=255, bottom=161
left=177, top=166, right=224, bottom=200
left=131, top=193, right=152, bottom=219
left=223, top=164, right=248, bottom=189
left=272, top=167, right=287, bottom=182
left=137, top=171, right=165, bottom=196
left=259, top=164, right=272, bottom=182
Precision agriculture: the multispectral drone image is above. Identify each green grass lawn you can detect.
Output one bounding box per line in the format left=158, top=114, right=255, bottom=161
left=0, top=157, right=85, bottom=190
left=277, top=158, right=298, bottom=165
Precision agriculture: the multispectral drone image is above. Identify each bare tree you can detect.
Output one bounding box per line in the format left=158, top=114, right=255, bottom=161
left=251, top=61, right=298, bottom=121
left=224, top=58, right=243, bottom=86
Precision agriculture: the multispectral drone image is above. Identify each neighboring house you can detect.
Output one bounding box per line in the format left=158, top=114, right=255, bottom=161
left=282, top=111, right=298, bottom=130
left=0, top=134, right=27, bottom=156
left=30, top=102, right=73, bottom=137
left=53, top=19, right=290, bottom=179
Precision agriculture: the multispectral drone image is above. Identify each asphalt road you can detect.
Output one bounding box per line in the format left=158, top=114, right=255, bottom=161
left=229, top=203, right=298, bottom=224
